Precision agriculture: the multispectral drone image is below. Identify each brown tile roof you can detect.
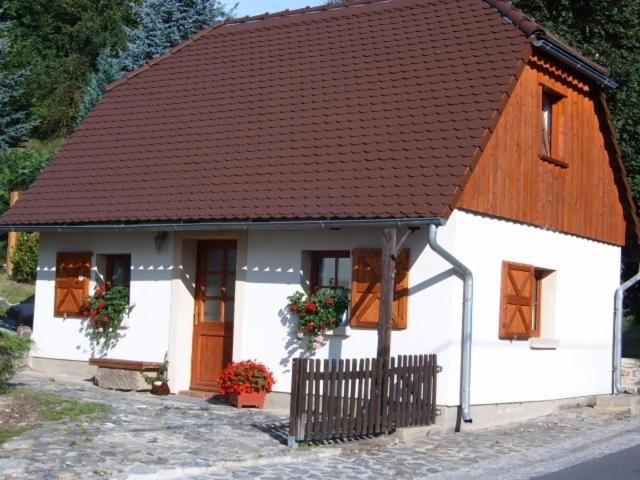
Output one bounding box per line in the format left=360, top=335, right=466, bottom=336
left=0, top=0, right=567, bottom=226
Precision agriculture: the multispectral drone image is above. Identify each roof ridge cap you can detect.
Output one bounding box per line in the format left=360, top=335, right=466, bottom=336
left=483, top=0, right=542, bottom=37
left=105, top=20, right=227, bottom=93
left=223, top=0, right=392, bottom=27
left=104, top=0, right=394, bottom=95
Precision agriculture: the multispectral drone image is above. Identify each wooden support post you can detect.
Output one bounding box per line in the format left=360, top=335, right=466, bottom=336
left=377, top=228, right=396, bottom=361
left=6, top=191, right=22, bottom=275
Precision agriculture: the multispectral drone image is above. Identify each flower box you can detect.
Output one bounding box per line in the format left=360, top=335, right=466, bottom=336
left=228, top=390, right=266, bottom=409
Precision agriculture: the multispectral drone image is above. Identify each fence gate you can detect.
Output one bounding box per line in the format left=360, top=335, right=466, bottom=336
left=288, top=354, right=438, bottom=445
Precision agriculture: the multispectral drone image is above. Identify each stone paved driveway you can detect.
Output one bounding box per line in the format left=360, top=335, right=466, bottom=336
left=2, top=371, right=640, bottom=479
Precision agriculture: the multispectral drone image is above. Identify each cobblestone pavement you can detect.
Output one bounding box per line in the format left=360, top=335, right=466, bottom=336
left=2, top=371, right=640, bottom=480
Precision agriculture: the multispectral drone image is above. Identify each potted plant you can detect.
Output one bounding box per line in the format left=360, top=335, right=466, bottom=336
left=146, top=353, right=170, bottom=395
left=217, top=360, right=275, bottom=408
left=287, top=288, right=349, bottom=351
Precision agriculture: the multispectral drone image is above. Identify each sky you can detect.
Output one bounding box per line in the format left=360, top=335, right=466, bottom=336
left=227, top=0, right=326, bottom=18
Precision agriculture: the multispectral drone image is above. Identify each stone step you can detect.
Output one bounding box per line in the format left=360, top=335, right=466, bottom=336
left=594, top=394, right=640, bottom=413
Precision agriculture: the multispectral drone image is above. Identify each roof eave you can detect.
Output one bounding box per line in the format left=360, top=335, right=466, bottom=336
left=0, top=217, right=447, bottom=233
left=532, top=34, right=619, bottom=89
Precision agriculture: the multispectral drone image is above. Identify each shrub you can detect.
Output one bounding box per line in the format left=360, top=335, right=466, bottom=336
left=217, top=360, right=275, bottom=395
left=10, top=233, right=39, bottom=283
left=0, top=331, right=33, bottom=390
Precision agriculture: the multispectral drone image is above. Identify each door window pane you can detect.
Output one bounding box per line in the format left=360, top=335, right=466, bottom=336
left=203, top=299, right=221, bottom=322
left=225, top=273, right=236, bottom=297
left=224, top=300, right=234, bottom=323
left=205, top=274, right=222, bottom=297
left=337, top=257, right=352, bottom=288
left=227, top=249, right=237, bottom=272
left=207, top=249, right=224, bottom=271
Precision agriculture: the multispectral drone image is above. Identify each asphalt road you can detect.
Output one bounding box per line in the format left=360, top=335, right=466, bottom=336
left=533, top=444, right=640, bottom=480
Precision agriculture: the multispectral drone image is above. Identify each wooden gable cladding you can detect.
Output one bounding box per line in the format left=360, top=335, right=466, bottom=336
left=457, top=54, right=628, bottom=246
left=55, top=252, right=91, bottom=316
left=350, top=249, right=409, bottom=329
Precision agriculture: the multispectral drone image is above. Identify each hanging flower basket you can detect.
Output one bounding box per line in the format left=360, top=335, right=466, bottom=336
left=287, top=289, right=349, bottom=351
left=217, top=360, right=275, bottom=409
left=80, top=285, right=134, bottom=355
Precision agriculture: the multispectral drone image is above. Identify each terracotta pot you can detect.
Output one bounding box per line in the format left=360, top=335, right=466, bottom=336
left=229, top=390, right=266, bottom=408
left=151, top=381, right=170, bottom=395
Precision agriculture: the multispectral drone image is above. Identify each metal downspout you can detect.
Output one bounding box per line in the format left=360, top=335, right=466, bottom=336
left=427, top=224, right=474, bottom=424
left=613, top=265, right=640, bottom=393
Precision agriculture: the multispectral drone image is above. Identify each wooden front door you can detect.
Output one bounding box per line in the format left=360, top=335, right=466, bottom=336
left=190, top=240, right=237, bottom=391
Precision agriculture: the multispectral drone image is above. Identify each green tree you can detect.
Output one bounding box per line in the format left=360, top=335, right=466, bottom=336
left=2, top=0, right=137, bottom=139
left=77, top=0, right=233, bottom=123
left=0, top=19, right=35, bottom=148
left=0, top=148, right=54, bottom=214
left=513, top=0, right=640, bottom=204
left=11, top=233, right=39, bottom=283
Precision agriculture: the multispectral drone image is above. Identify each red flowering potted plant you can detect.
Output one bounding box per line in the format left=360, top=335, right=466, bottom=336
left=80, top=285, right=134, bottom=355
left=217, top=360, right=275, bottom=408
left=287, top=289, right=349, bottom=351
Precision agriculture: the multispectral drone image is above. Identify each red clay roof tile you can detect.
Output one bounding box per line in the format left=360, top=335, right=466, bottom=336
left=2, top=0, right=543, bottom=226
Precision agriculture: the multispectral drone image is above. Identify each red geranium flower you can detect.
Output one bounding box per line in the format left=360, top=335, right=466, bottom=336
left=89, top=310, right=97, bottom=317
left=98, top=301, right=106, bottom=310
left=102, top=315, right=110, bottom=323
left=290, top=304, right=298, bottom=313
left=305, top=323, right=315, bottom=333
left=326, top=298, right=335, bottom=305
left=305, top=302, right=317, bottom=313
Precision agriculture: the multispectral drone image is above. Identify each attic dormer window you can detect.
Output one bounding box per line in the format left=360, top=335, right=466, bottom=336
left=540, top=86, right=567, bottom=167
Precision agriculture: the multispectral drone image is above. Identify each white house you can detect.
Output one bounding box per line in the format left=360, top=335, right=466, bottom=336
left=2, top=0, right=637, bottom=428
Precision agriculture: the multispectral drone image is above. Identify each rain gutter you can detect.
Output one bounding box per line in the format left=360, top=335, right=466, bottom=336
left=426, top=224, right=474, bottom=427
left=0, top=217, right=446, bottom=233
left=613, top=265, right=640, bottom=393
left=532, top=35, right=619, bottom=89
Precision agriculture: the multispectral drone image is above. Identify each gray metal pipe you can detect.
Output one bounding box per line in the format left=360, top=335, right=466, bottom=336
left=532, top=37, right=619, bottom=89
left=613, top=265, right=640, bottom=393
left=427, top=224, right=473, bottom=423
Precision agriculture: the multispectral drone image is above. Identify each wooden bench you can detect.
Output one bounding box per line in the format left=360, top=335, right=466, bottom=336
left=89, top=358, right=163, bottom=391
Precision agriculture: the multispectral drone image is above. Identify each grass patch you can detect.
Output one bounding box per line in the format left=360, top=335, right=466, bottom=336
left=12, top=389, right=113, bottom=421
left=0, top=427, right=29, bottom=444
left=0, top=273, right=34, bottom=305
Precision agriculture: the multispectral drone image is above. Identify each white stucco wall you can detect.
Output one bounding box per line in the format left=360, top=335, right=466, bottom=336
left=32, top=210, right=621, bottom=407
left=32, top=231, right=174, bottom=363
left=450, top=210, right=621, bottom=405
left=238, top=226, right=461, bottom=404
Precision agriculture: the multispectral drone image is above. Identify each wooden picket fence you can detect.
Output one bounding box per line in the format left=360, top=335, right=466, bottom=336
left=288, top=354, right=438, bottom=445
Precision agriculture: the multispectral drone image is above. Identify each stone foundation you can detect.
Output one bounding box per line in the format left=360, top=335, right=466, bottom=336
left=621, top=357, right=640, bottom=393
left=94, top=367, right=156, bottom=391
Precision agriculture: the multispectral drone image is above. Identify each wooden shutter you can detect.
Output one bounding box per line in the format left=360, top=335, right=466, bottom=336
left=350, top=248, right=409, bottom=329
left=54, top=252, right=91, bottom=316
left=499, top=261, right=535, bottom=340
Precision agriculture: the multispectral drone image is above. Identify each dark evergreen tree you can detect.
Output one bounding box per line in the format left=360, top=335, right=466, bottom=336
left=0, top=20, right=35, bottom=149
left=76, top=0, right=232, bottom=125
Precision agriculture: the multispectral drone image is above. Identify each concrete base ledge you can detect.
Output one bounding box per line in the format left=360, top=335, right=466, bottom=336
left=395, top=425, right=440, bottom=442
left=594, top=394, right=640, bottom=413
left=436, top=395, right=598, bottom=431
left=29, top=356, right=97, bottom=379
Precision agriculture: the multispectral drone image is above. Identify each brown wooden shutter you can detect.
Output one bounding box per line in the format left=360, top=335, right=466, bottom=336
left=54, top=252, right=91, bottom=316
left=499, top=261, right=535, bottom=340
left=350, top=248, right=409, bottom=329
